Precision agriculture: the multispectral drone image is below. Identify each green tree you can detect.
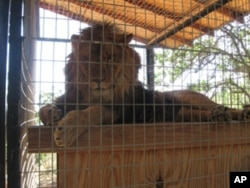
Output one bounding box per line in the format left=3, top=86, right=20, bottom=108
left=154, top=17, right=250, bottom=108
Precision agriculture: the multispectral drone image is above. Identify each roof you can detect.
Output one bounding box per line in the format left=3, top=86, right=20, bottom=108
left=40, top=0, right=250, bottom=48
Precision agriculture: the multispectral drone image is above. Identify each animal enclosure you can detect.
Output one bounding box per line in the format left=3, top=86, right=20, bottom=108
left=4, top=0, right=250, bottom=188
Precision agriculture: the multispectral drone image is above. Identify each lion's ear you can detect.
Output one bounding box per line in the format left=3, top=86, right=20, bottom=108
left=115, top=33, right=133, bottom=44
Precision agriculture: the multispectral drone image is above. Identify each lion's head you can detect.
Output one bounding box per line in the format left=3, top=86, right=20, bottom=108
left=64, top=23, right=141, bottom=103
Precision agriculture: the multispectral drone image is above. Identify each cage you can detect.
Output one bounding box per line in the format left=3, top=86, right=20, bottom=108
left=3, top=0, right=250, bottom=187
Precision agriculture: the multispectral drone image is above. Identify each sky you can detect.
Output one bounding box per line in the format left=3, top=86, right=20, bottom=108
left=36, top=8, right=87, bottom=101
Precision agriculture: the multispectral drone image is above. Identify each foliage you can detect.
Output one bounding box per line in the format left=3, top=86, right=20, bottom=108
left=154, top=16, right=250, bottom=107
left=39, top=90, right=63, bottom=104
left=35, top=153, right=56, bottom=170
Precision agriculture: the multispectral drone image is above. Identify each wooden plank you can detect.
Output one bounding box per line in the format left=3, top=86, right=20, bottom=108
left=27, top=122, right=250, bottom=153
left=57, top=145, right=250, bottom=187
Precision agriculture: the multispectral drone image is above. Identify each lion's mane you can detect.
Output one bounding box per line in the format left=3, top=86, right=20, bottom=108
left=55, top=23, right=180, bottom=123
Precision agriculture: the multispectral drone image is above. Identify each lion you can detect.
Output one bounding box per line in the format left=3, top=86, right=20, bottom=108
left=39, top=23, right=250, bottom=147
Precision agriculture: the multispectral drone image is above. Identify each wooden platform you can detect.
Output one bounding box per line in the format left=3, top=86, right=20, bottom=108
left=27, top=122, right=250, bottom=187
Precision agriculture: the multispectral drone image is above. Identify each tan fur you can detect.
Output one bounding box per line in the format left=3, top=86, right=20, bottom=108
left=39, top=23, right=249, bottom=147
left=64, top=24, right=140, bottom=104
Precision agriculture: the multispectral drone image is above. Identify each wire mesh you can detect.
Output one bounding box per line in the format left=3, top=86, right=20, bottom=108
left=18, top=0, right=250, bottom=187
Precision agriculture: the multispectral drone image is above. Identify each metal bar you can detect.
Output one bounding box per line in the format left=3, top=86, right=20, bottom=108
left=7, top=0, right=23, bottom=187
left=148, top=0, right=231, bottom=46
left=35, top=37, right=147, bottom=48
left=146, top=48, right=155, bottom=90
left=0, top=0, right=9, bottom=187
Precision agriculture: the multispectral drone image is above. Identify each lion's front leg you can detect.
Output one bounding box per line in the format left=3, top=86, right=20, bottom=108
left=54, top=106, right=116, bottom=147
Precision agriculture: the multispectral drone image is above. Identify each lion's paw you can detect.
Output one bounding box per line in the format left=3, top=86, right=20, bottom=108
left=39, top=104, right=62, bottom=126
left=53, top=111, right=87, bottom=147
left=241, top=104, right=250, bottom=121
left=210, top=105, right=232, bottom=122
left=54, top=125, right=78, bottom=147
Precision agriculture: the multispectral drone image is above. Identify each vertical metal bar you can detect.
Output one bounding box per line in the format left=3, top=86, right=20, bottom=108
left=146, top=48, right=155, bottom=90
left=0, top=1, right=9, bottom=187
left=7, top=0, right=23, bottom=187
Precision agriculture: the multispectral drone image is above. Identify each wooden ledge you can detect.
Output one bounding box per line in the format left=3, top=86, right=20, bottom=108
left=27, top=122, right=250, bottom=153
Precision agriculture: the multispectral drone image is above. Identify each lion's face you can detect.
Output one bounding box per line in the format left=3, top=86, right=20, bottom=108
left=65, top=24, right=141, bottom=103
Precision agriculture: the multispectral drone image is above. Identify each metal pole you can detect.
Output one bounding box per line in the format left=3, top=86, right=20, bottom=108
left=7, top=0, right=23, bottom=187
left=146, top=48, right=155, bottom=90
left=0, top=0, right=10, bottom=187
